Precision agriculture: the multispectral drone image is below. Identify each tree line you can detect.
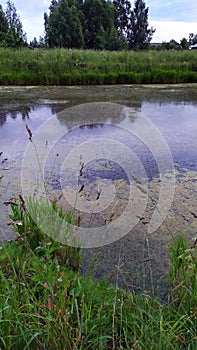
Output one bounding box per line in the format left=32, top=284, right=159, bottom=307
left=43, top=0, right=155, bottom=50
left=0, top=0, right=155, bottom=50
left=0, top=0, right=197, bottom=50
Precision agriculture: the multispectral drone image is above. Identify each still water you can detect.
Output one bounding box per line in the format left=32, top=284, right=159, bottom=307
left=1, top=85, right=197, bottom=297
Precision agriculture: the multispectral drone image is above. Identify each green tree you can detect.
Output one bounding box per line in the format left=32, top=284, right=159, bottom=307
left=128, top=0, right=155, bottom=49
left=112, top=0, right=131, bottom=49
left=113, top=0, right=130, bottom=36
left=106, top=24, right=124, bottom=50
left=180, top=38, right=189, bottom=50
left=29, top=37, right=39, bottom=48
left=83, top=0, right=114, bottom=49
left=0, top=4, right=8, bottom=45
left=44, top=0, right=84, bottom=48
left=5, top=0, right=26, bottom=47
left=44, top=1, right=59, bottom=47
left=168, top=39, right=180, bottom=50
left=38, top=36, right=46, bottom=48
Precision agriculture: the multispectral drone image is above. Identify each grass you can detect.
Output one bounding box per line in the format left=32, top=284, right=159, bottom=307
left=0, top=48, right=197, bottom=85
left=0, top=196, right=196, bottom=349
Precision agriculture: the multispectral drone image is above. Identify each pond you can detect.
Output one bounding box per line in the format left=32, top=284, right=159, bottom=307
left=1, top=85, right=197, bottom=298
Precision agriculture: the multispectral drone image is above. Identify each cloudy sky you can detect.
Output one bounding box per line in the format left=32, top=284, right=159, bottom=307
left=0, top=0, right=196, bottom=43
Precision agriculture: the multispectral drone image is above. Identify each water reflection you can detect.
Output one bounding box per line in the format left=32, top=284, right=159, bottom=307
left=79, top=123, right=105, bottom=129
left=0, top=106, right=34, bottom=127
left=57, top=101, right=138, bottom=130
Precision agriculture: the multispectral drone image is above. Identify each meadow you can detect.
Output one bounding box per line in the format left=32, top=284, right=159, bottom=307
left=0, top=48, right=197, bottom=85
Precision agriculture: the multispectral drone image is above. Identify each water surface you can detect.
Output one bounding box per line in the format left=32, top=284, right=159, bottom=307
left=1, top=85, right=197, bottom=297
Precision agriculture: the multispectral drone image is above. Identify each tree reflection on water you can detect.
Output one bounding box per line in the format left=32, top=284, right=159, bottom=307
left=0, top=105, right=33, bottom=127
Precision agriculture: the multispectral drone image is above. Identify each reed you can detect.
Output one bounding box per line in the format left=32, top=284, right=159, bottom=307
left=0, top=48, right=197, bottom=85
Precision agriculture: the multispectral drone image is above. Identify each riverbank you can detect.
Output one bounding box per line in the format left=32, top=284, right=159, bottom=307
left=0, top=48, right=197, bottom=85
left=0, top=197, right=196, bottom=349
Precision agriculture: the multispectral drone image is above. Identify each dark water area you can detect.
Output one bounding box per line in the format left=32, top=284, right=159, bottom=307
left=1, top=85, right=197, bottom=298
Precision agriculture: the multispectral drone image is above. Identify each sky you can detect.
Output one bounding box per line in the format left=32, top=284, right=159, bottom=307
left=0, top=0, right=196, bottom=43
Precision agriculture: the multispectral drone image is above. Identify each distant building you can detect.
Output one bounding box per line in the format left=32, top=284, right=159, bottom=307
left=189, top=43, right=197, bottom=50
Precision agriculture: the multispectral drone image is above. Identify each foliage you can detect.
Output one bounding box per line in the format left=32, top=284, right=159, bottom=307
left=44, top=0, right=84, bottom=49
left=180, top=37, right=190, bottom=50
left=128, top=0, right=155, bottom=49
left=113, top=0, right=131, bottom=37
left=0, top=4, right=8, bottom=45
left=82, top=0, right=115, bottom=49
left=43, top=0, right=155, bottom=50
left=0, top=1, right=26, bottom=48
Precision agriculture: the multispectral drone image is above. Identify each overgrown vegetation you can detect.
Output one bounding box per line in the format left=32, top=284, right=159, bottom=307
left=0, top=194, right=196, bottom=349
left=0, top=48, right=197, bottom=85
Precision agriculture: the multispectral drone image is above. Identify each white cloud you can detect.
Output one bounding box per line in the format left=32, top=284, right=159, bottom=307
left=147, top=0, right=197, bottom=22
left=22, top=16, right=45, bottom=41
left=150, top=20, right=197, bottom=43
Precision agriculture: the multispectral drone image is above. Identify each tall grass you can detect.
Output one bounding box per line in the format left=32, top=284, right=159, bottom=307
left=0, top=196, right=196, bottom=349
left=0, top=48, right=197, bottom=85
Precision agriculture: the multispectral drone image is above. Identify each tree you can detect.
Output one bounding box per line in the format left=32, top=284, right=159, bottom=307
left=5, top=0, right=26, bottom=47
left=44, top=0, right=59, bottom=47
left=82, top=0, right=115, bottom=49
left=44, top=0, right=84, bottom=48
left=113, top=0, right=130, bottom=36
left=29, top=37, right=38, bottom=48
left=112, top=0, right=131, bottom=49
left=168, top=39, right=180, bottom=50
left=0, top=5, right=8, bottom=44
left=43, top=0, right=156, bottom=51
left=128, top=0, right=155, bottom=49
left=38, top=36, right=46, bottom=48
left=180, top=38, right=189, bottom=50
left=106, top=24, right=123, bottom=50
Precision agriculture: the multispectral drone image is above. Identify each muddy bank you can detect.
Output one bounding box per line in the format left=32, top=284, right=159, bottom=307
left=1, top=84, right=197, bottom=110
